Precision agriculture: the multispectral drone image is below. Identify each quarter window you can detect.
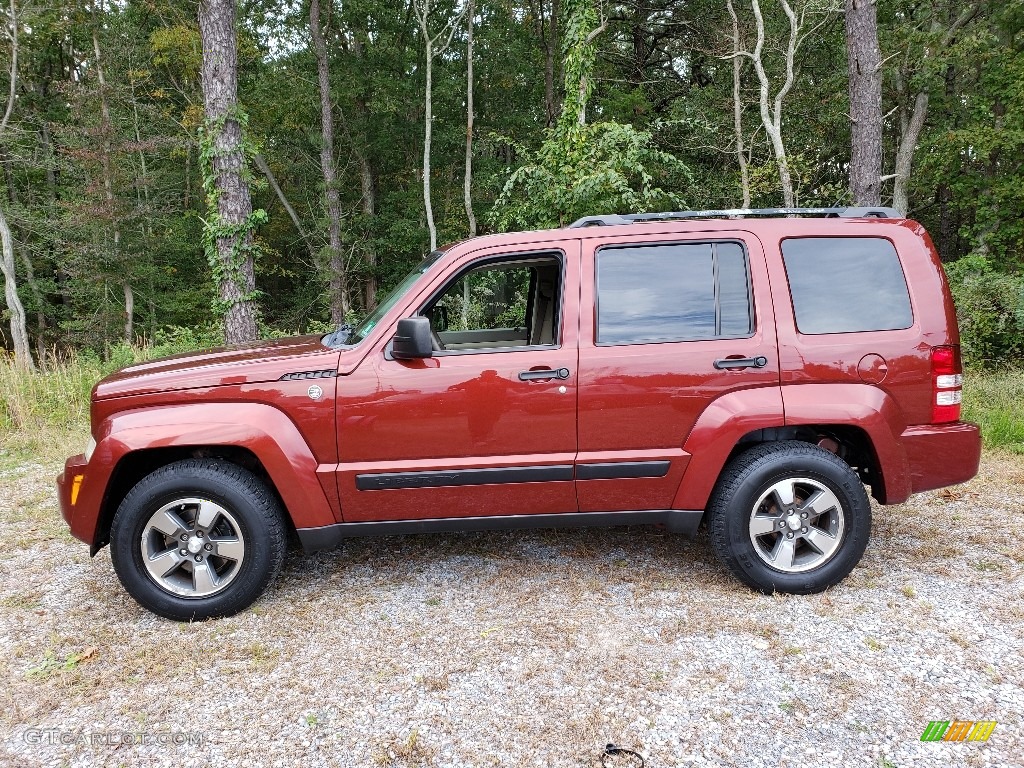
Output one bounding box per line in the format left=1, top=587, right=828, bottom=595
left=781, top=237, right=913, bottom=334
left=597, top=241, right=753, bottom=344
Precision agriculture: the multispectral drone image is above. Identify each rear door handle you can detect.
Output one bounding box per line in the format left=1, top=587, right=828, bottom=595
left=518, top=367, right=571, bottom=381
left=713, top=356, right=768, bottom=370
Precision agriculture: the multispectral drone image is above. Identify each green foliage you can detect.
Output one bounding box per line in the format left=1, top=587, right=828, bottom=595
left=945, top=255, right=1024, bottom=367
left=437, top=266, right=530, bottom=331
left=0, top=0, right=1020, bottom=366
left=491, top=0, right=690, bottom=230
left=490, top=121, right=691, bottom=230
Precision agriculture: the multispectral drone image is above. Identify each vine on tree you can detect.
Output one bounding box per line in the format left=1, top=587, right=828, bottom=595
left=197, top=107, right=267, bottom=316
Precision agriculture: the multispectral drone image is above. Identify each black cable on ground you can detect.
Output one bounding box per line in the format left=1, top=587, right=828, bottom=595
left=601, top=742, right=645, bottom=767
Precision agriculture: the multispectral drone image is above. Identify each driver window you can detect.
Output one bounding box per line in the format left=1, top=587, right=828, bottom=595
left=426, top=255, right=561, bottom=351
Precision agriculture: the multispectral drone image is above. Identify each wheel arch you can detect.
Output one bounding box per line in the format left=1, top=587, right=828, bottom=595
left=92, top=445, right=292, bottom=555
left=85, top=402, right=340, bottom=553
left=673, top=384, right=905, bottom=512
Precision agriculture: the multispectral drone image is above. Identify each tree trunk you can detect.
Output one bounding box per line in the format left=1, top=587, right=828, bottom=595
left=123, top=282, right=134, bottom=343
left=727, top=0, right=751, bottom=208
left=199, top=0, right=259, bottom=344
left=359, top=154, right=378, bottom=310
left=845, top=0, right=882, bottom=206
left=309, top=0, right=348, bottom=324
left=464, top=0, right=477, bottom=238
left=422, top=36, right=437, bottom=250
left=17, top=248, right=46, bottom=367
left=254, top=153, right=314, bottom=256
left=892, top=91, right=928, bottom=216
left=0, top=0, right=31, bottom=369
left=746, top=0, right=798, bottom=207
left=0, top=204, right=33, bottom=369
left=542, top=0, right=561, bottom=127
left=888, top=8, right=977, bottom=216
left=412, top=0, right=465, bottom=252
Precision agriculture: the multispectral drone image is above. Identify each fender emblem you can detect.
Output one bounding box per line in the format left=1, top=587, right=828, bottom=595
left=307, top=384, right=324, bottom=400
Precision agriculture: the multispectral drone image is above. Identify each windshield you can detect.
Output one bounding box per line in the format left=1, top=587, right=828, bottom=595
left=334, top=250, right=446, bottom=346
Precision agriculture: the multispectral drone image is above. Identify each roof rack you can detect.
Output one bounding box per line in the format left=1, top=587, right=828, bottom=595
left=568, top=206, right=902, bottom=228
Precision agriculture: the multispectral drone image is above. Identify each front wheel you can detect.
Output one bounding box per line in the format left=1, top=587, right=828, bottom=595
left=708, top=441, right=871, bottom=594
left=110, top=459, right=287, bottom=620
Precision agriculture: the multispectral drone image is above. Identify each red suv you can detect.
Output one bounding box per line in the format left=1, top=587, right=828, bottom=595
left=57, top=207, right=981, bottom=620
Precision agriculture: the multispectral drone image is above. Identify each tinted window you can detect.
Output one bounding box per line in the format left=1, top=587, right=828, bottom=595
left=597, top=242, right=752, bottom=344
left=782, top=237, right=912, bottom=334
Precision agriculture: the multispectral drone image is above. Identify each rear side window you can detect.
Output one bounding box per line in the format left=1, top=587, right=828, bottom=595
left=597, top=241, right=752, bottom=344
left=781, top=237, right=913, bottom=335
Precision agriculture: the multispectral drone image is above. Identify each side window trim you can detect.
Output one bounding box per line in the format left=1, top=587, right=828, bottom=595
left=418, top=249, right=566, bottom=355
left=595, top=238, right=755, bottom=346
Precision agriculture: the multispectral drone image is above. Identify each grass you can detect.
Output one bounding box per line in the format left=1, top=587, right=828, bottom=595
left=963, top=369, right=1024, bottom=453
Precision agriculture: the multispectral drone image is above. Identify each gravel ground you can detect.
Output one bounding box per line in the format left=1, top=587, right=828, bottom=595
left=1, top=448, right=1022, bottom=768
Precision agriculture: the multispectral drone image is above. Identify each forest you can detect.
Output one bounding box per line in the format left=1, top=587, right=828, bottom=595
left=0, top=0, right=1021, bottom=368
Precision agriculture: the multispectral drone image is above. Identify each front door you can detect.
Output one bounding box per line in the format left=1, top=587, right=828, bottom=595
left=335, top=241, right=581, bottom=522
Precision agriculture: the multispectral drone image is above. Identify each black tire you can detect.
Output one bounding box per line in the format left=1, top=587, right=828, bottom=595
left=110, top=459, right=287, bottom=621
left=708, top=441, right=871, bottom=594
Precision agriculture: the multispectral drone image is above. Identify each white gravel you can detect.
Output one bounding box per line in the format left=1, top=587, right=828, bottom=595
left=1, top=450, right=1022, bottom=768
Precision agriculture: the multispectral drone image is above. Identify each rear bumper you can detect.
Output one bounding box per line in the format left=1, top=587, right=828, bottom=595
left=56, top=454, right=98, bottom=547
left=900, top=421, right=982, bottom=495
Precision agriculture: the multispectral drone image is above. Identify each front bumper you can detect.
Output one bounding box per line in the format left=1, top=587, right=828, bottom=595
left=901, top=421, right=982, bottom=495
left=56, top=453, right=98, bottom=548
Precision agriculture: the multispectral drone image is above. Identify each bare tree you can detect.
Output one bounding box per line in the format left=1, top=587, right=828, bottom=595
left=412, top=0, right=465, bottom=251
left=464, top=0, right=476, bottom=237
left=845, top=0, right=882, bottom=206
left=726, top=0, right=751, bottom=208
left=309, top=0, right=349, bottom=323
left=199, top=0, right=260, bottom=343
left=726, top=0, right=837, bottom=207
left=890, top=5, right=977, bottom=215
left=0, top=0, right=32, bottom=369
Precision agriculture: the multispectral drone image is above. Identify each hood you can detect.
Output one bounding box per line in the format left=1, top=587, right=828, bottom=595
left=94, top=335, right=342, bottom=400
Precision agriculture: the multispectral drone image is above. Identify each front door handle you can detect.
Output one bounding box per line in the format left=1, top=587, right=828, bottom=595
left=713, top=356, right=768, bottom=370
left=518, top=367, right=571, bottom=381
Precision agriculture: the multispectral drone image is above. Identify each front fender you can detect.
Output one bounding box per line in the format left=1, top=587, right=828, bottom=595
left=71, top=402, right=339, bottom=547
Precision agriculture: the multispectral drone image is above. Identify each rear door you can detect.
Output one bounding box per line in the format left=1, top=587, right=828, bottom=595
left=334, top=240, right=581, bottom=522
left=576, top=230, right=781, bottom=512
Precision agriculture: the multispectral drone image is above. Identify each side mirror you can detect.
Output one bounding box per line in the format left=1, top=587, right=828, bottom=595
left=392, top=316, right=433, bottom=360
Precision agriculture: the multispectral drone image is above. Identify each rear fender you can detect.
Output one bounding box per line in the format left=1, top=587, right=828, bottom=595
left=782, top=384, right=910, bottom=504
left=672, top=387, right=785, bottom=510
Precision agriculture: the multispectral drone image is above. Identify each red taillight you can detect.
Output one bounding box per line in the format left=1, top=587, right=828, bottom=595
left=931, top=345, right=963, bottom=423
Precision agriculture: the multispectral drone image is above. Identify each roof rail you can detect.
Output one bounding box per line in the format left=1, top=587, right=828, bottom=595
left=568, top=206, right=903, bottom=228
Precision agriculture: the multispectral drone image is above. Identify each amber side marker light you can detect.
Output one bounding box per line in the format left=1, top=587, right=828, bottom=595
left=70, top=475, right=84, bottom=506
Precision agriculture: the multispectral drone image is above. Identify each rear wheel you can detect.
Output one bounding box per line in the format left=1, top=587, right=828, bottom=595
left=708, top=441, right=871, bottom=594
left=110, top=459, right=286, bottom=620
